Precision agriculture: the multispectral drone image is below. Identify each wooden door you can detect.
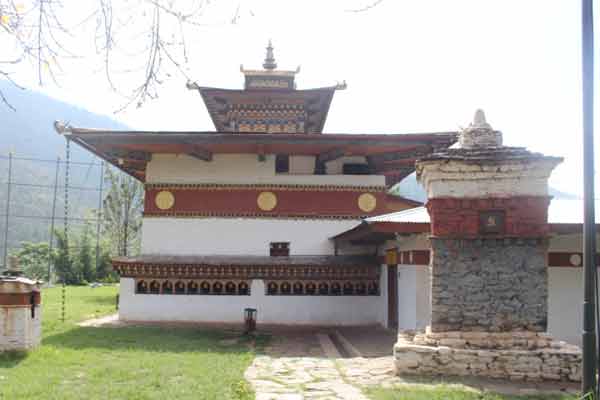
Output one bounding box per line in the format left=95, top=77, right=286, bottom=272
left=387, top=265, right=398, bottom=329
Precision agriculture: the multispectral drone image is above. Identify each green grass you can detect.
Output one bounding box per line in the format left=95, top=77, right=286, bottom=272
left=366, top=385, right=577, bottom=400
left=0, top=286, right=259, bottom=400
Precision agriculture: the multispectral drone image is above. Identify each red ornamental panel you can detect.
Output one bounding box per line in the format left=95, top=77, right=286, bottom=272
left=427, top=196, right=551, bottom=238
left=0, top=292, right=41, bottom=306
left=144, top=185, right=387, bottom=218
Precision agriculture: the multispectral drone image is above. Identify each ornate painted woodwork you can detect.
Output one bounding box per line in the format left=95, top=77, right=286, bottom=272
left=135, top=279, right=251, bottom=295
left=113, top=257, right=379, bottom=280
left=133, top=278, right=379, bottom=296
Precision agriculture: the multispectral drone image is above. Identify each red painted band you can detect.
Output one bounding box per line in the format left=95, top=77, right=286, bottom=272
left=144, top=187, right=388, bottom=218
left=427, top=196, right=551, bottom=237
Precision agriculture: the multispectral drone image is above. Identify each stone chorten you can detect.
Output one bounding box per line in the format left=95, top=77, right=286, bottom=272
left=0, top=256, right=42, bottom=351
left=394, top=110, right=581, bottom=382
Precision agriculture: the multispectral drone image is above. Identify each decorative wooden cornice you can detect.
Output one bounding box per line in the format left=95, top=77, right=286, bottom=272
left=113, top=262, right=380, bottom=280
left=145, top=183, right=387, bottom=192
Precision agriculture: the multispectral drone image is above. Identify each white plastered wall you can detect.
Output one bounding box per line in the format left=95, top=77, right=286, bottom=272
left=547, top=233, right=600, bottom=346
left=141, top=218, right=360, bottom=256
left=385, top=235, right=431, bottom=331
left=325, top=156, right=367, bottom=175
left=146, top=154, right=385, bottom=187
left=119, top=276, right=387, bottom=326
left=289, top=156, right=315, bottom=175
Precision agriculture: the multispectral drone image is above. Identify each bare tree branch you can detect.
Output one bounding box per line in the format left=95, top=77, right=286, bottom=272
left=345, top=0, right=384, bottom=13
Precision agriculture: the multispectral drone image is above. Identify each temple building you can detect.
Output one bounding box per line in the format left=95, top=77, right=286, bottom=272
left=54, top=43, right=592, bottom=356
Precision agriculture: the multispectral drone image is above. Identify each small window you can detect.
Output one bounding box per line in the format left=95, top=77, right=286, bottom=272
left=270, top=242, right=290, bottom=257
left=275, top=155, right=289, bottom=173
left=343, top=163, right=370, bottom=175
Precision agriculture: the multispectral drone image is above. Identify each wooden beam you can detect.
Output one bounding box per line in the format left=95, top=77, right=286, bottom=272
left=368, top=146, right=432, bottom=164
left=188, top=146, right=212, bottom=162
left=105, top=149, right=152, bottom=162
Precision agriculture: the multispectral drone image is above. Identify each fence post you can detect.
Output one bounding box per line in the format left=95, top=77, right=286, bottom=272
left=2, top=152, right=12, bottom=271
left=47, top=157, right=60, bottom=284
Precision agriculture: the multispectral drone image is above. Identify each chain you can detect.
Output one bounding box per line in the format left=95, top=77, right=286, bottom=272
left=61, top=137, right=71, bottom=323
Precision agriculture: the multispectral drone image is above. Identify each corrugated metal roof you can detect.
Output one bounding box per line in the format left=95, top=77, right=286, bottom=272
left=365, top=206, right=429, bottom=223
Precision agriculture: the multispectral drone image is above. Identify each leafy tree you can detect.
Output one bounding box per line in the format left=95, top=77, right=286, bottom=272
left=95, top=239, right=118, bottom=283
left=74, top=223, right=95, bottom=283
left=10, top=241, right=55, bottom=281
left=102, top=167, right=143, bottom=257
left=53, top=229, right=80, bottom=285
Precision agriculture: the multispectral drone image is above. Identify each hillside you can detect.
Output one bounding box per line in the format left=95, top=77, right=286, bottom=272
left=0, top=80, right=129, bottom=260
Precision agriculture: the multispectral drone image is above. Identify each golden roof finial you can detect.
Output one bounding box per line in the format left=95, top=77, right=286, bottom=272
left=263, top=40, right=277, bottom=70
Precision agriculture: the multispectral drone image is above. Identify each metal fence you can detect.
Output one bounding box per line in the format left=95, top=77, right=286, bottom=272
left=0, top=151, right=105, bottom=281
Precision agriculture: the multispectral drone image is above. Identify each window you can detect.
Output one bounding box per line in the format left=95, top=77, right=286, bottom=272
left=342, top=163, right=370, bottom=175
left=270, top=242, right=290, bottom=256
left=275, top=154, right=289, bottom=173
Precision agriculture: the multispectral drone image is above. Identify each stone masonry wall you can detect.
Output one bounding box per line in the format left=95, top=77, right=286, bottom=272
left=431, top=238, right=547, bottom=332
left=394, top=332, right=581, bottom=382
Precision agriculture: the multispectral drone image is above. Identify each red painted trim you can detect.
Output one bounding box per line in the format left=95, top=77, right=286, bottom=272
left=546, top=252, right=600, bottom=267
left=549, top=223, right=600, bottom=234
left=0, top=292, right=41, bottom=306
left=412, top=250, right=430, bottom=265
left=383, top=250, right=430, bottom=266
left=144, top=186, right=388, bottom=218
left=427, top=196, right=551, bottom=238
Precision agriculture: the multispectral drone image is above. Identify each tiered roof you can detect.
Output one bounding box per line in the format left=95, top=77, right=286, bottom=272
left=54, top=42, right=457, bottom=186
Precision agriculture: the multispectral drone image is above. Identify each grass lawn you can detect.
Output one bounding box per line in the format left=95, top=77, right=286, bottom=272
left=0, top=285, right=259, bottom=400
left=365, top=385, right=578, bottom=400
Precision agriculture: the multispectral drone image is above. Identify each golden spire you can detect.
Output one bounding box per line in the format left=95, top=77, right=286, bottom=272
left=263, top=40, right=277, bottom=70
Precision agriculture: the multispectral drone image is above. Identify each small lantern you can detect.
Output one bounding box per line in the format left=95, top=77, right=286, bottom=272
left=244, top=308, right=257, bottom=334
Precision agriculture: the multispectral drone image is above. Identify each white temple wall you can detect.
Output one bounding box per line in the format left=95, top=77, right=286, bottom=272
left=289, top=155, right=315, bottom=175
left=141, top=218, right=359, bottom=255
left=325, top=156, right=367, bottom=175
left=548, top=267, right=584, bottom=346
left=119, top=278, right=386, bottom=326
left=146, top=154, right=385, bottom=186
left=415, top=266, right=431, bottom=329
left=393, top=234, right=430, bottom=251
left=396, top=265, right=430, bottom=330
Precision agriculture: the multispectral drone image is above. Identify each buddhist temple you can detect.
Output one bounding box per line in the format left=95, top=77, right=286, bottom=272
left=53, top=43, right=593, bottom=368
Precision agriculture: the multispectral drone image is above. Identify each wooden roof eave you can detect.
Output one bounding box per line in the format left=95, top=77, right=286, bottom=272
left=64, top=130, right=457, bottom=148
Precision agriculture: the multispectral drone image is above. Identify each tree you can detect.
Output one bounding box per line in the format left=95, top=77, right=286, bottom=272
left=0, top=0, right=251, bottom=111
left=10, top=241, right=55, bottom=281
left=0, top=1, right=382, bottom=111
left=102, top=167, right=143, bottom=257
left=95, top=238, right=118, bottom=282
left=53, top=228, right=80, bottom=284
left=74, top=223, right=95, bottom=283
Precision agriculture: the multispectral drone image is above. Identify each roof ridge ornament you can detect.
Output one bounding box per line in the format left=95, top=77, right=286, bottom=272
left=458, top=109, right=502, bottom=149
left=263, top=39, right=277, bottom=70
left=53, top=120, right=72, bottom=135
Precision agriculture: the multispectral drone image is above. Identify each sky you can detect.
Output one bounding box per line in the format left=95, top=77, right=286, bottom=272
left=5, top=0, right=600, bottom=196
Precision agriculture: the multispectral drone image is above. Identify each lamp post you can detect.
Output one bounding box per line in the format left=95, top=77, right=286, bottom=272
left=581, top=0, right=597, bottom=395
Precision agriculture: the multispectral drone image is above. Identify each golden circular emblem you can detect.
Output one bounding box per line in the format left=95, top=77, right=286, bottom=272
left=155, top=190, right=175, bottom=210
left=358, top=193, right=377, bottom=213
left=257, top=191, right=277, bottom=211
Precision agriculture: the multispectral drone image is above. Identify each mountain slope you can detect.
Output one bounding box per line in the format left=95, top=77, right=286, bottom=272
left=0, top=80, right=129, bottom=259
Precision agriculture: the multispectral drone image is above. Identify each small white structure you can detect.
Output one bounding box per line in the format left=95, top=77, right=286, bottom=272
left=0, top=257, right=42, bottom=351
